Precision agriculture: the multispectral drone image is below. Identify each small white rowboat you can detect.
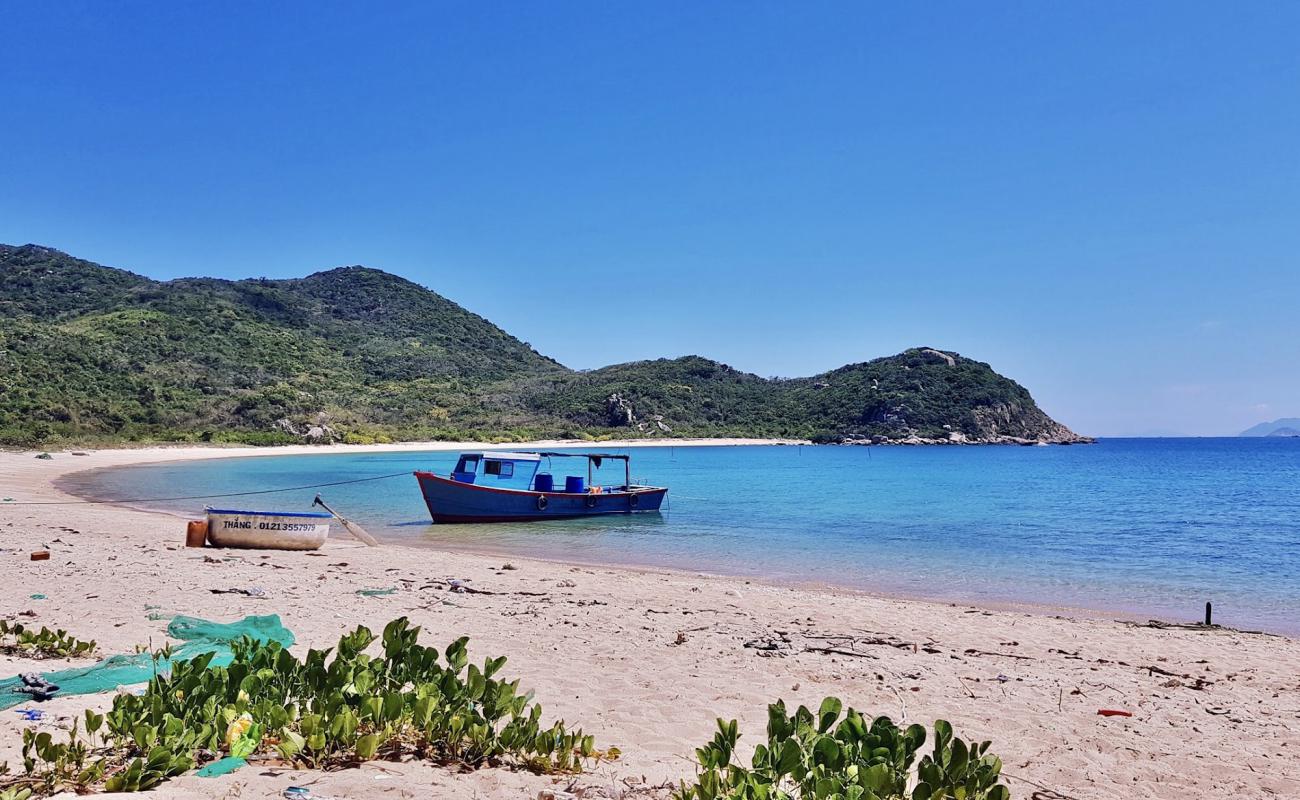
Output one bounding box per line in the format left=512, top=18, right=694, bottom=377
left=205, top=508, right=331, bottom=550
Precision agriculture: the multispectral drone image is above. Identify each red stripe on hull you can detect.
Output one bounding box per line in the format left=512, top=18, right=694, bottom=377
left=428, top=511, right=644, bottom=523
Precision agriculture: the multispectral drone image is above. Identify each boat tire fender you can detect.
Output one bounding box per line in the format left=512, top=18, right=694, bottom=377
left=585, top=495, right=598, bottom=509
left=629, top=493, right=640, bottom=508
left=536, top=495, right=548, bottom=511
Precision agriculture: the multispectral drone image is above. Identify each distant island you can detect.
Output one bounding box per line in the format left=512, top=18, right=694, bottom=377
left=0, top=244, right=1091, bottom=448
left=1240, top=418, right=1300, bottom=437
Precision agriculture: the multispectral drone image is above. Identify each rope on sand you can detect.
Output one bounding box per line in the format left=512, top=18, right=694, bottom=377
left=3, top=471, right=412, bottom=506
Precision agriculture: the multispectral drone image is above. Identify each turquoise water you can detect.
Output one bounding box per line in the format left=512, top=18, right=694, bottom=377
left=73, top=439, right=1300, bottom=634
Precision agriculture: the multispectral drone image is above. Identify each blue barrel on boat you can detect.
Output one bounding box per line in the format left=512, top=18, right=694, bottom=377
left=564, top=476, right=585, bottom=493
left=534, top=473, right=554, bottom=492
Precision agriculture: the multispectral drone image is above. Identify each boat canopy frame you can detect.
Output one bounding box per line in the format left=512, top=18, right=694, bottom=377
left=533, top=451, right=632, bottom=488
left=455, top=451, right=637, bottom=490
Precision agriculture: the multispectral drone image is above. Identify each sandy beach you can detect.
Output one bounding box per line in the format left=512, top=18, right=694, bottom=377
left=1, top=444, right=1297, bottom=799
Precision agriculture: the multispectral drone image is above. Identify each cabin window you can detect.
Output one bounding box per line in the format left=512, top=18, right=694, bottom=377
left=455, top=456, right=480, bottom=474
left=485, top=460, right=514, bottom=478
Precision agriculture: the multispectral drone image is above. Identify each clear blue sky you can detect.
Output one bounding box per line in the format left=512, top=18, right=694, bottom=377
left=2, top=2, right=1297, bottom=437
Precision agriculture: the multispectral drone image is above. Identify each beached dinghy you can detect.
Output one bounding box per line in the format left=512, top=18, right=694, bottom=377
left=206, top=508, right=332, bottom=550
left=414, top=451, right=667, bottom=523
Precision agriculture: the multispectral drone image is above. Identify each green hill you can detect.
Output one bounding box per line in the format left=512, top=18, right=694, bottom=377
left=0, top=244, right=1089, bottom=447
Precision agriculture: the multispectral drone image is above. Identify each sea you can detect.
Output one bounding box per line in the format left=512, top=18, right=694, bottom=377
left=71, top=438, right=1300, bottom=634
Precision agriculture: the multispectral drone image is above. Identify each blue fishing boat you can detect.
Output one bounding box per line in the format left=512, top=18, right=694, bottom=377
left=414, top=451, right=667, bottom=523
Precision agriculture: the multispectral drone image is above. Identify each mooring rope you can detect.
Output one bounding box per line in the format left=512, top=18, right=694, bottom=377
left=2, top=471, right=413, bottom=506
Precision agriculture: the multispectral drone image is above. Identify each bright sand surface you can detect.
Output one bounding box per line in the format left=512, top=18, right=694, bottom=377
left=1, top=443, right=1298, bottom=799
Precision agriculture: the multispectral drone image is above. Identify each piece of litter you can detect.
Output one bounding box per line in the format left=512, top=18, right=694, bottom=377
left=29, top=594, right=46, bottom=600
left=209, top=587, right=267, bottom=597
left=196, top=755, right=247, bottom=777
left=1097, top=709, right=1133, bottom=717
left=283, top=786, right=336, bottom=799
left=356, top=588, right=397, bottom=597
left=15, top=708, right=44, bottom=721
left=30, top=551, right=50, bottom=562
left=15, top=673, right=60, bottom=701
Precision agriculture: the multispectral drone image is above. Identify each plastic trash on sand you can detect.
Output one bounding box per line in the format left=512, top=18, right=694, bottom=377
left=0, top=614, right=294, bottom=710
left=284, top=787, right=336, bottom=800
left=196, top=755, right=247, bottom=777
left=15, top=673, right=60, bottom=700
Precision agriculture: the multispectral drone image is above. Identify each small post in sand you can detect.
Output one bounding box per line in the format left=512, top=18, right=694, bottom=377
left=313, top=494, right=381, bottom=547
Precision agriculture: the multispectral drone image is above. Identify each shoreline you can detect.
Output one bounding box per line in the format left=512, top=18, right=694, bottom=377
left=52, top=442, right=1186, bottom=633
left=54, top=442, right=1291, bottom=638
left=11, top=435, right=811, bottom=458
left=2, top=445, right=1298, bottom=797
left=44, top=442, right=1287, bottom=636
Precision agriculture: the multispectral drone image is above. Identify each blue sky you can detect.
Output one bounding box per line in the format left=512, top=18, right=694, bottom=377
left=2, top=2, right=1297, bottom=437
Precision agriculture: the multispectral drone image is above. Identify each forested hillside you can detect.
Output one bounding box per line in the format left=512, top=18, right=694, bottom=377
left=0, top=245, right=1089, bottom=446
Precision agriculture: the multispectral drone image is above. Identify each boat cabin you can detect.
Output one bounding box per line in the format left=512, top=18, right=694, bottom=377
left=452, top=452, right=542, bottom=490
left=449, top=450, right=633, bottom=494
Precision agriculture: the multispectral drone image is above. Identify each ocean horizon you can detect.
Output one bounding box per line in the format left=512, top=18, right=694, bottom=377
left=71, top=437, right=1300, bottom=635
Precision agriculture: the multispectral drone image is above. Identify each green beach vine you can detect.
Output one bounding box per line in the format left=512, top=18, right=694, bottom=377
left=674, top=698, right=1009, bottom=800
left=3, top=618, right=606, bottom=795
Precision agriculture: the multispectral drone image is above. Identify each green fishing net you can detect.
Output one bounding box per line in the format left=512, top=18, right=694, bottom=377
left=0, top=614, right=294, bottom=710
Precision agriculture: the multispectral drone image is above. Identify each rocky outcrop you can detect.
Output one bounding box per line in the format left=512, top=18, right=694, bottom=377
left=969, top=402, right=1089, bottom=443
left=272, top=415, right=337, bottom=443
left=640, top=414, right=672, bottom=434
left=832, top=403, right=1092, bottom=446
left=604, top=393, right=635, bottom=427
left=919, top=348, right=956, bottom=366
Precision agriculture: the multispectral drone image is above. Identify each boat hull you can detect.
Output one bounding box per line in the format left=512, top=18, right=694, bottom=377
left=414, top=471, right=667, bottom=523
left=206, top=508, right=331, bottom=550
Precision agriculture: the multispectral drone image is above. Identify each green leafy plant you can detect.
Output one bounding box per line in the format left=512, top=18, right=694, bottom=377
left=0, top=621, right=96, bottom=659
left=674, top=697, right=1009, bottom=800
left=6, top=618, right=605, bottom=796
